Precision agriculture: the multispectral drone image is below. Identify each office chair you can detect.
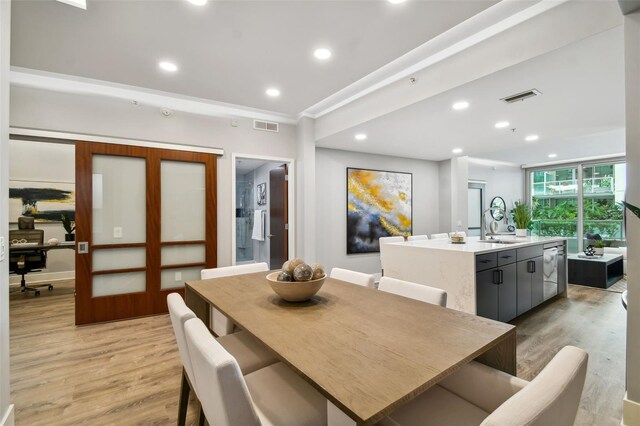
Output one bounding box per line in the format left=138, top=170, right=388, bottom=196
left=9, top=217, right=53, bottom=296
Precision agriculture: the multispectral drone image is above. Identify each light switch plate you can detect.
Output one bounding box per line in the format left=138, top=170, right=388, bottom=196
left=0, top=237, right=5, bottom=261
left=113, top=227, right=123, bottom=239
left=175, top=271, right=182, bottom=281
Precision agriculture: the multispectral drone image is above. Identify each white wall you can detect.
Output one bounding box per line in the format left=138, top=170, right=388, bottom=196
left=624, top=10, right=640, bottom=425
left=439, top=157, right=469, bottom=234
left=315, top=148, right=439, bottom=275
left=0, top=0, right=12, bottom=423
left=10, top=86, right=297, bottom=268
left=8, top=140, right=75, bottom=284
left=251, top=161, right=284, bottom=267
left=468, top=158, right=524, bottom=232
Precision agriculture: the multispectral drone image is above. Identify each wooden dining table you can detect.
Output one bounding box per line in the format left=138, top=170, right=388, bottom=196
left=185, top=272, right=516, bottom=425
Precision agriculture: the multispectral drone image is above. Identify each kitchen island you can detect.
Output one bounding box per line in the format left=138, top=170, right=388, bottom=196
left=382, top=236, right=568, bottom=321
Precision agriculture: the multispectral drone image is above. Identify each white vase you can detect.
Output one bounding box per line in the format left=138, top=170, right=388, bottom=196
left=594, top=247, right=604, bottom=256
left=516, top=228, right=528, bottom=237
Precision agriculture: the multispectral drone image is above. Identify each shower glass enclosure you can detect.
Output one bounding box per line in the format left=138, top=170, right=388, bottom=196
left=236, top=178, right=254, bottom=262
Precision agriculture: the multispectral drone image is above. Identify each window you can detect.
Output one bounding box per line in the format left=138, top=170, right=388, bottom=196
left=530, top=167, right=579, bottom=252
left=527, top=160, right=626, bottom=254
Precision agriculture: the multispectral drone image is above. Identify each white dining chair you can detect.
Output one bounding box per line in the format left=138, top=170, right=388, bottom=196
left=378, top=277, right=447, bottom=307
left=330, top=267, right=376, bottom=288
left=449, top=231, right=467, bottom=238
left=167, top=293, right=200, bottom=426
left=379, top=236, right=405, bottom=276
left=201, top=262, right=269, bottom=336
left=184, top=317, right=328, bottom=426
left=407, top=235, right=429, bottom=241
left=378, top=346, right=588, bottom=426
left=168, top=293, right=278, bottom=425
left=430, top=233, right=449, bottom=240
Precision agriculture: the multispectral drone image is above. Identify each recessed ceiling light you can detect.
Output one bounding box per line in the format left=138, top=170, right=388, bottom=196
left=452, top=101, right=469, bottom=111
left=525, top=135, right=539, bottom=142
left=266, top=88, right=281, bottom=97
left=158, top=61, right=178, bottom=72
left=187, top=0, right=207, bottom=4
left=452, top=148, right=463, bottom=154
left=548, top=153, right=557, bottom=158
left=495, top=121, right=510, bottom=129
left=355, top=133, right=367, bottom=141
left=388, top=0, right=406, bottom=4
left=314, top=48, right=332, bottom=60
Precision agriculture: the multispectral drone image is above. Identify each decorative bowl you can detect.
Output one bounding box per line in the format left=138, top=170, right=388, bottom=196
left=266, top=271, right=326, bottom=302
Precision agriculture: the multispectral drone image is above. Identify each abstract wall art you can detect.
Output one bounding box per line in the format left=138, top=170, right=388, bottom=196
left=347, top=168, right=412, bottom=254
left=257, top=182, right=267, bottom=206
left=9, top=180, right=75, bottom=222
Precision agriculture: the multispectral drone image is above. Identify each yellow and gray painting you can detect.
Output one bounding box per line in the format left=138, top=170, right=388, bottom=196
left=347, top=168, right=412, bottom=254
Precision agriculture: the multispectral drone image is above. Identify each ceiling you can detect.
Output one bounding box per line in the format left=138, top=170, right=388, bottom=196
left=236, top=158, right=268, bottom=175
left=10, top=0, right=497, bottom=115
left=316, top=25, right=625, bottom=165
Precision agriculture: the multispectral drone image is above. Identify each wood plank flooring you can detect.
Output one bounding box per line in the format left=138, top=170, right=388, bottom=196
left=10, top=280, right=626, bottom=425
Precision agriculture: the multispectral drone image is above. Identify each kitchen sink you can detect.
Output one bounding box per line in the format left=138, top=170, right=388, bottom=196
left=478, top=239, right=520, bottom=244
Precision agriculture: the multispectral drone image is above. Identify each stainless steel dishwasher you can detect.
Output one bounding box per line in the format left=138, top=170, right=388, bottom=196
left=543, top=246, right=559, bottom=301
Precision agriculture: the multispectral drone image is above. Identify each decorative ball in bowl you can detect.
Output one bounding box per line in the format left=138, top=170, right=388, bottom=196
left=266, top=259, right=326, bottom=302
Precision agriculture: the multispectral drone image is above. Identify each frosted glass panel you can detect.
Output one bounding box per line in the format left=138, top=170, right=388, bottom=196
left=161, top=267, right=202, bottom=290
left=468, top=188, right=482, bottom=228
left=93, top=248, right=146, bottom=272
left=93, top=272, right=145, bottom=297
left=93, top=155, right=146, bottom=244
left=161, top=245, right=205, bottom=266
left=161, top=161, right=206, bottom=242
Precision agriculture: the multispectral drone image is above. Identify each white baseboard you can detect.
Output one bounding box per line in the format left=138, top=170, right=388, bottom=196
left=9, top=270, right=74, bottom=286
left=623, top=393, right=640, bottom=426
left=0, top=404, right=14, bottom=426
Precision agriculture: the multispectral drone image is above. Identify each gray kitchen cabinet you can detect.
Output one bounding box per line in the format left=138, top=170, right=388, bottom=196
left=476, top=257, right=517, bottom=322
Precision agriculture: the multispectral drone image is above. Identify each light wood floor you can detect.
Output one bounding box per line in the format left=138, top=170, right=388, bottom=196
left=10, top=281, right=626, bottom=425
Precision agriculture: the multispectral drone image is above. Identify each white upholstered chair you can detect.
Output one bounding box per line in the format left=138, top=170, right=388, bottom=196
left=407, top=235, right=429, bottom=241
left=330, top=267, right=376, bottom=288
left=184, top=317, right=327, bottom=426
left=430, top=233, right=449, bottom=240
left=378, top=277, right=447, bottom=307
left=379, top=236, right=405, bottom=276
left=201, top=262, right=269, bottom=336
left=168, top=293, right=278, bottom=425
left=378, top=346, right=588, bottom=426
left=449, top=231, right=467, bottom=238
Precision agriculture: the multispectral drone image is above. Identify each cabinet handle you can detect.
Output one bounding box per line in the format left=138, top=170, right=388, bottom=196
left=499, top=269, right=504, bottom=284
left=527, top=260, right=536, bottom=273
left=500, top=255, right=512, bottom=259
left=480, top=259, right=492, bottom=264
left=493, top=270, right=501, bottom=285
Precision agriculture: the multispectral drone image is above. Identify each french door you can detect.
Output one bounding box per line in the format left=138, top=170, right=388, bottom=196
left=75, top=142, right=217, bottom=325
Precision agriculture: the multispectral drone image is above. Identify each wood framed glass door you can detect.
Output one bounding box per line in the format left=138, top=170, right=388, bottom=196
left=75, top=142, right=217, bottom=325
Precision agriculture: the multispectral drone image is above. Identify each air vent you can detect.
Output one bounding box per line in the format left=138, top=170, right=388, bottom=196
left=253, top=120, right=279, bottom=133
left=501, top=89, right=542, bottom=104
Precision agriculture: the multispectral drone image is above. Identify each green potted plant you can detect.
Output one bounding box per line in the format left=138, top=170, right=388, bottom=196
left=512, top=201, right=532, bottom=238
left=593, top=239, right=605, bottom=256
left=61, top=213, right=76, bottom=242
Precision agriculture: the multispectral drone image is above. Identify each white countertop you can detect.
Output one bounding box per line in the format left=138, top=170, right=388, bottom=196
left=389, top=236, right=567, bottom=254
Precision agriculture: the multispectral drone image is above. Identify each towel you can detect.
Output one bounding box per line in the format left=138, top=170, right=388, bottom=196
left=252, top=210, right=265, bottom=241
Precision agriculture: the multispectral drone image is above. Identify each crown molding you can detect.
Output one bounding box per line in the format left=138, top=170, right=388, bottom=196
left=301, top=0, right=567, bottom=119
left=10, top=67, right=297, bottom=125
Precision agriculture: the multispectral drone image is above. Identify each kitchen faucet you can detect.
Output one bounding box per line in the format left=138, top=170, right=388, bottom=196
left=481, top=207, right=507, bottom=240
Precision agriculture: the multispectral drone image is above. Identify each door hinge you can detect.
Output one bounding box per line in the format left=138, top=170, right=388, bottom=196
left=285, top=223, right=289, bottom=230
left=284, top=175, right=289, bottom=181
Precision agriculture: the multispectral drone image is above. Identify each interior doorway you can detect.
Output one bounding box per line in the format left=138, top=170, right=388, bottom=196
left=468, top=181, right=485, bottom=237
left=232, top=155, right=294, bottom=269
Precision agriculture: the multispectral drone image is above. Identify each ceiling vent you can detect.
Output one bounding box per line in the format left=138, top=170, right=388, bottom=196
left=500, top=89, right=542, bottom=104
left=253, top=120, right=279, bottom=133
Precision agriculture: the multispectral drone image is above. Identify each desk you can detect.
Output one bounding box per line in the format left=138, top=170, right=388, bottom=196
left=9, top=242, right=76, bottom=253
left=185, top=272, right=516, bottom=425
